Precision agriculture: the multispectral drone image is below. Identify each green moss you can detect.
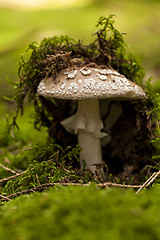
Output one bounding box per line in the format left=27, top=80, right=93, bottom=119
left=0, top=185, right=160, bottom=240
left=0, top=143, right=96, bottom=199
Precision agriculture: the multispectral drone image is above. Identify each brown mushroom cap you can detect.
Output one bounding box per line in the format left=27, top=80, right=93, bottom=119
left=37, top=67, right=146, bottom=100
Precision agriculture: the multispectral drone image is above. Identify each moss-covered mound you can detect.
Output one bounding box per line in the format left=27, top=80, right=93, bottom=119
left=10, top=15, right=160, bottom=182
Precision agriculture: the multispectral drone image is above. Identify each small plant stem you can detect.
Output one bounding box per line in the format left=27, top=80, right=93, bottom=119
left=56, top=150, right=59, bottom=167
left=36, top=173, right=41, bottom=186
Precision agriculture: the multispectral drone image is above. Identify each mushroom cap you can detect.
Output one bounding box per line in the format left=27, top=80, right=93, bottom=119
left=37, top=66, right=146, bottom=100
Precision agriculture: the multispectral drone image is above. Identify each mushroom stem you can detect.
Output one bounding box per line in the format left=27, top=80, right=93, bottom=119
left=77, top=99, right=104, bottom=173
left=78, top=130, right=102, bottom=172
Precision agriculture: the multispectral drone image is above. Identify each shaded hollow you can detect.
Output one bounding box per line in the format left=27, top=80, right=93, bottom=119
left=101, top=100, right=154, bottom=181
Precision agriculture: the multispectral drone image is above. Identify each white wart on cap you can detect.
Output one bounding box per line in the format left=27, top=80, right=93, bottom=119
left=37, top=66, right=146, bottom=174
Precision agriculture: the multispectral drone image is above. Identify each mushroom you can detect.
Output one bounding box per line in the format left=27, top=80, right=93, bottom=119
left=37, top=66, right=146, bottom=173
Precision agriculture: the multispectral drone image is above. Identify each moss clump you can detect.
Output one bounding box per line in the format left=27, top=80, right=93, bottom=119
left=0, top=185, right=160, bottom=240
left=10, top=15, right=160, bottom=182
left=0, top=144, right=98, bottom=200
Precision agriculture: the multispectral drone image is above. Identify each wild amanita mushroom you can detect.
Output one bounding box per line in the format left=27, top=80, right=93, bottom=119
left=37, top=66, right=146, bottom=173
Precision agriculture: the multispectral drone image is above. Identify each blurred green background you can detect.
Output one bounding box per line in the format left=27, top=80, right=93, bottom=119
left=0, top=0, right=160, bottom=140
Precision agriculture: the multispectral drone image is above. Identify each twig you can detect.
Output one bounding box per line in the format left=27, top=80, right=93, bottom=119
left=99, top=182, right=141, bottom=188
left=30, top=189, right=36, bottom=193
left=136, top=170, right=160, bottom=194
left=136, top=173, right=156, bottom=195
left=0, top=182, right=141, bottom=203
left=0, top=194, right=11, bottom=201
left=0, top=171, right=27, bottom=183
left=145, top=170, right=160, bottom=187
left=0, top=163, right=17, bottom=174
